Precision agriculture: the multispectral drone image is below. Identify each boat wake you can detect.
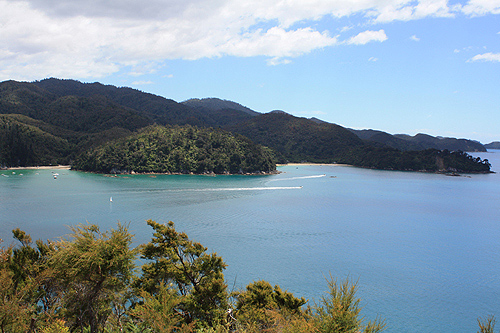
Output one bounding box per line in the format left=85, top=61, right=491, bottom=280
left=270, top=174, right=326, bottom=182
left=108, top=186, right=303, bottom=195
left=192, top=186, right=303, bottom=191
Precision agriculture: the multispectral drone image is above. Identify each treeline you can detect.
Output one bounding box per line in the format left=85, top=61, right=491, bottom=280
left=348, top=147, right=492, bottom=173
left=0, top=221, right=386, bottom=333
left=72, top=125, right=277, bottom=174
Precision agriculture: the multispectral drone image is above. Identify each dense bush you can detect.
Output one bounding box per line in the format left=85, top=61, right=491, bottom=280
left=72, top=125, right=277, bottom=174
left=348, top=146, right=491, bottom=173
left=0, top=114, right=71, bottom=167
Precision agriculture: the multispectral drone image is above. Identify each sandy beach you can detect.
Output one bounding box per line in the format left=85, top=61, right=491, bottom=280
left=277, top=163, right=351, bottom=167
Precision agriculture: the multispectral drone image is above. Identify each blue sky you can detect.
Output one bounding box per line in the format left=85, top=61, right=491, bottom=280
left=1, top=0, right=499, bottom=143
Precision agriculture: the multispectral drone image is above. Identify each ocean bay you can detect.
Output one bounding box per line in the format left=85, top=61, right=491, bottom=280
left=1, top=150, right=499, bottom=332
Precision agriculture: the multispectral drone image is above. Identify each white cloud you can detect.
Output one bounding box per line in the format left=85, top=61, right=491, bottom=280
left=223, top=27, right=337, bottom=58
left=128, top=62, right=163, bottom=76
left=132, top=80, right=154, bottom=85
left=346, top=30, right=388, bottom=45
left=410, top=35, right=421, bottom=41
left=267, top=57, right=292, bottom=66
left=372, top=0, right=455, bottom=23
left=368, top=57, right=379, bottom=61
left=340, top=26, right=353, bottom=33
left=1, top=0, right=499, bottom=80
left=460, top=0, right=500, bottom=16
left=468, top=52, right=500, bottom=62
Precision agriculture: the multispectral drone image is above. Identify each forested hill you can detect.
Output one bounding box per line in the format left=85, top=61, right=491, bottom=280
left=33, top=78, right=201, bottom=125
left=225, top=112, right=365, bottom=164
left=0, top=78, right=492, bottom=173
left=0, top=80, right=152, bottom=133
left=225, top=112, right=491, bottom=173
left=72, top=125, right=277, bottom=174
left=0, top=114, right=71, bottom=166
left=32, top=78, right=250, bottom=127
left=485, top=142, right=500, bottom=149
left=182, top=98, right=259, bottom=116
left=349, top=129, right=486, bottom=152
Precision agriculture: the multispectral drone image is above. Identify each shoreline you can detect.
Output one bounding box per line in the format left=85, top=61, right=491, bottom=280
left=3, top=163, right=490, bottom=175
left=2, top=165, right=279, bottom=176
left=3, top=165, right=71, bottom=171
left=277, top=163, right=352, bottom=167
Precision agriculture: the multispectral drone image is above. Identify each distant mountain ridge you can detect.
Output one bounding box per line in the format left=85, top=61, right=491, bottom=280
left=225, top=112, right=364, bottom=164
left=485, top=142, right=500, bottom=149
left=0, top=78, right=492, bottom=173
left=182, top=98, right=259, bottom=116
left=349, top=129, right=486, bottom=152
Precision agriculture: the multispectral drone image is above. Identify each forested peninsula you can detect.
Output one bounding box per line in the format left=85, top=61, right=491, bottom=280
left=72, top=125, right=277, bottom=174
left=0, top=78, right=492, bottom=174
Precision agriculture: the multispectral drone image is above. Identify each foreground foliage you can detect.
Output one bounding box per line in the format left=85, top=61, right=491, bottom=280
left=0, top=221, right=493, bottom=332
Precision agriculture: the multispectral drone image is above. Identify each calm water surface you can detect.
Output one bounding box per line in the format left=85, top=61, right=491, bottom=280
left=1, top=150, right=499, bottom=332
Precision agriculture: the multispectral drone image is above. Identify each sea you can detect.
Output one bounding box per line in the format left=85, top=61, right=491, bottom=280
left=1, top=150, right=499, bottom=332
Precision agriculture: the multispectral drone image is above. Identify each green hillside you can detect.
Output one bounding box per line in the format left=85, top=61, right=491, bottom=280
left=1, top=80, right=152, bottom=133
left=0, top=114, right=71, bottom=167
left=350, top=129, right=487, bottom=152
left=72, top=125, right=277, bottom=174
left=485, top=141, right=500, bottom=149
left=226, top=111, right=365, bottom=164
left=33, top=78, right=216, bottom=126
left=394, top=133, right=486, bottom=152
left=226, top=112, right=491, bottom=173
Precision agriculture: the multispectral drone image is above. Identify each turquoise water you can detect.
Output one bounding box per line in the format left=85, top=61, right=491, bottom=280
left=1, top=150, right=499, bottom=332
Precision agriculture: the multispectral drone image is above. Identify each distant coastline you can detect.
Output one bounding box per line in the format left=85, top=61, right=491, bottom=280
left=277, top=163, right=352, bottom=167
left=3, top=165, right=71, bottom=171
left=1, top=165, right=280, bottom=175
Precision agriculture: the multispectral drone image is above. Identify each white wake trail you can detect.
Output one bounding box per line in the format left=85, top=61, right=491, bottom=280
left=193, top=186, right=303, bottom=191
left=270, top=174, right=326, bottom=182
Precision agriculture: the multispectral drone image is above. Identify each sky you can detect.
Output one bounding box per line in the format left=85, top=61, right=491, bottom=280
left=1, top=0, right=499, bottom=143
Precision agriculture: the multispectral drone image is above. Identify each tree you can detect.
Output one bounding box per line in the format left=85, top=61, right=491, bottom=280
left=315, top=275, right=385, bottom=333
left=131, top=282, right=194, bottom=333
left=234, top=280, right=308, bottom=332
left=50, top=223, right=136, bottom=333
left=0, top=240, right=34, bottom=333
left=0, top=229, right=60, bottom=333
left=478, top=315, right=496, bottom=333
left=137, top=220, right=228, bottom=328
